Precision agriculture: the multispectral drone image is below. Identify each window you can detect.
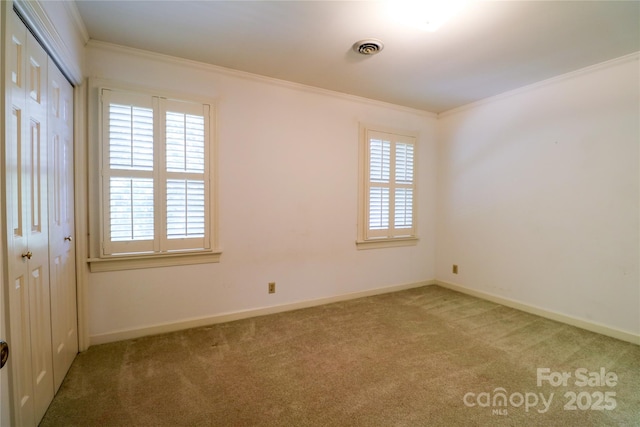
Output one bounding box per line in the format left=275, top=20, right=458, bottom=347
left=357, top=125, right=418, bottom=249
left=93, top=87, right=218, bottom=269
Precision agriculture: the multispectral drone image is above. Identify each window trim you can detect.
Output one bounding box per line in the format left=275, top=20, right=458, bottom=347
left=87, top=79, right=220, bottom=270
left=87, top=250, right=222, bottom=272
left=357, top=123, right=419, bottom=250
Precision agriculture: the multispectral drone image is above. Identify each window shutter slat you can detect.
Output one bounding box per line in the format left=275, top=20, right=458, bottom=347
left=109, top=103, right=154, bottom=170
left=395, top=143, right=414, bottom=183
left=109, top=177, right=154, bottom=241
left=369, top=187, right=389, bottom=229
left=369, top=138, right=390, bottom=183
left=166, top=179, right=205, bottom=239
left=166, top=111, right=205, bottom=173
left=394, top=188, right=413, bottom=229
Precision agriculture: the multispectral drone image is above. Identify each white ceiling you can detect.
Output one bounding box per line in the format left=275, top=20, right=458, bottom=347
left=74, top=0, right=640, bottom=113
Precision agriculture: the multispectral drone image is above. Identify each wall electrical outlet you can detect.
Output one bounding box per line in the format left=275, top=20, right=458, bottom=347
left=268, top=282, right=276, bottom=294
left=452, top=265, right=458, bottom=274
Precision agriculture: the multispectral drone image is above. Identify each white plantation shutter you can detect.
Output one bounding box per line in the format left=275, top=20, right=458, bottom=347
left=102, top=90, right=156, bottom=254
left=166, top=112, right=205, bottom=173
left=101, top=89, right=212, bottom=256
left=109, top=103, right=154, bottom=170
left=162, top=99, right=209, bottom=250
left=394, top=188, right=413, bottom=229
left=109, top=177, right=154, bottom=241
left=369, top=138, right=390, bottom=182
left=394, top=142, right=414, bottom=230
left=166, top=179, right=205, bottom=239
left=369, top=187, right=389, bottom=229
left=364, top=129, right=416, bottom=239
left=369, top=137, right=391, bottom=231
left=395, top=143, right=414, bottom=183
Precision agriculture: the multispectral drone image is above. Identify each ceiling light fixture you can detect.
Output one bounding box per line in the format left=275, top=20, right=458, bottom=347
left=387, top=0, right=472, bottom=32
left=353, top=39, right=384, bottom=55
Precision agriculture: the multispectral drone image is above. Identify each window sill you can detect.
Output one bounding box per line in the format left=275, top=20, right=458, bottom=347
left=88, top=250, right=222, bottom=272
left=356, top=237, right=419, bottom=250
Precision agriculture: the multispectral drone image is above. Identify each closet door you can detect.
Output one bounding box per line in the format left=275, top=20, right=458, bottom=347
left=48, top=59, right=78, bottom=392
left=5, top=11, right=54, bottom=426
left=1, top=4, right=11, bottom=426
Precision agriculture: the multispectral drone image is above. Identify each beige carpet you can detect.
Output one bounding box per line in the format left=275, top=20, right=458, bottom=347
left=40, top=285, right=639, bottom=426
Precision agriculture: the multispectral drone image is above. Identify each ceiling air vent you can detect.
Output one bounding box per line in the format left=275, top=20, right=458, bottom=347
left=353, top=39, right=384, bottom=55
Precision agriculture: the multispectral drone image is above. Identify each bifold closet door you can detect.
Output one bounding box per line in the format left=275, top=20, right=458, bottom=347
left=48, top=58, right=78, bottom=392
left=5, top=11, right=55, bottom=426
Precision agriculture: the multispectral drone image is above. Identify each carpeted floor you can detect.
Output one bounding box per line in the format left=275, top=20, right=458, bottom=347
left=40, top=285, right=639, bottom=426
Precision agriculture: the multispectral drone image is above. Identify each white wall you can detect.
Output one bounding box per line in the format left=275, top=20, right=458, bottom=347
left=84, top=43, right=438, bottom=343
left=436, top=55, right=640, bottom=336
left=82, top=40, right=638, bottom=344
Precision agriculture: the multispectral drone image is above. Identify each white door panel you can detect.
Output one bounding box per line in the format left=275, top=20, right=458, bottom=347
left=25, top=28, right=55, bottom=426
left=5, top=12, right=55, bottom=427
left=0, top=0, right=8, bottom=397
left=1, top=6, right=8, bottom=425
left=48, top=60, right=78, bottom=392
left=11, top=273, right=35, bottom=425
left=6, top=12, right=37, bottom=426
left=4, top=7, right=77, bottom=425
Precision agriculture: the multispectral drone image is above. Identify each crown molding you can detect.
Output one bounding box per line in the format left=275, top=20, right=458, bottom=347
left=64, top=0, right=90, bottom=45
left=439, top=51, right=640, bottom=119
left=86, top=39, right=437, bottom=119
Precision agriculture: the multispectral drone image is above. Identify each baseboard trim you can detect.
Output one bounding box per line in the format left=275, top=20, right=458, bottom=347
left=89, top=280, right=435, bottom=346
left=435, top=280, right=640, bottom=346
